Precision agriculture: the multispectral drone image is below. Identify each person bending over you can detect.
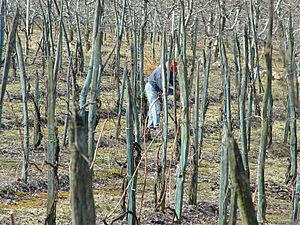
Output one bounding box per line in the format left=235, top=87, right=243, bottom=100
left=145, top=60, right=178, bottom=130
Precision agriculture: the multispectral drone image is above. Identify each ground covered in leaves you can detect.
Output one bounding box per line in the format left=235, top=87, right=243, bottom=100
left=0, top=32, right=296, bottom=225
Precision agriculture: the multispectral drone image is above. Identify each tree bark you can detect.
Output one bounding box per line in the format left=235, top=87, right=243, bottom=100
left=227, top=132, right=258, bottom=225
left=0, top=9, right=19, bottom=127
left=16, top=34, right=30, bottom=184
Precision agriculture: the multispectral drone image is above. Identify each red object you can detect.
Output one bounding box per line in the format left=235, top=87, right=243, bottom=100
left=170, top=61, right=178, bottom=73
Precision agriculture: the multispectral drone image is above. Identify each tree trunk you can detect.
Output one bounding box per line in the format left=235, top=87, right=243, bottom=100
left=0, top=9, right=19, bottom=127
left=291, top=174, right=300, bottom=225
left=227, top=132, right=258, bottom=225
left=33, top=71, right=42, bottom=149
left=257, top=0, right=273, bottom=223
left=16, top=34, right=30, bottom=184
left=157, top=29, right=167, bottom=211
left=174, top=2, right=189, bottom=220
left=45, top=7, right=62, bottom=223
left=285, top=12, right=297, bottom=183
left=126, top=68, right=137, bottom=225
left=189, top=47, right=211, bottom=205
left=240, top=26, right=249, bottom=178
left=189, top=59, right=201, bottom=206
left=218, top=37, right=231, bottom=225
left=0, top=0, right=6, bottom=69
left=70, top=108, right=96, bottom=225
left=80, top=0, right=103, bottom=109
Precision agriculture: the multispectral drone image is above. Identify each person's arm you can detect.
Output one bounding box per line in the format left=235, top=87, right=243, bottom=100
left=155, top=67, right=164, bottom=92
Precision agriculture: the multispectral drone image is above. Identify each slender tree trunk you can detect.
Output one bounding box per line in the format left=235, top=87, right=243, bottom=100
left=46, top=58, right=58, bottom=225
left=130, top=13, right=138, bottom=99
left=0, top=0, right=6, bottom=69
left=240, top=26, right=249, bottom=178
left=291, top=174, right=300, bottom=225
left=257, top=0, right=273, bottom=223
left=188, top=18, right=198, bottom=95
left=285, top=12, right=297, bottom=183
left=16, top=34, right=30, bottom=184
left=250, top=0, right=262, bottom=95
left=88, top=34, right=101, bottom=161
left=80, top=0, right=103, bottom=109
left=114, top=0, right=126, bottom=109
left=189, top=59, right=201, bottom=205
left=189, top=46, right=211, bottom=205
left=33, top=71, right=42, bottom=149
left=157, top=29, right=167, bottom=211
left=283, top=101, right=290, bottom=144
left=25, top=0, right=30, bottom=58
left=115, top=64, right=127, bottom=139
left=152, top=0, right=157, bottom=63
left=63, top=64, right=71, bottom=146
left=174, top=2, right=189, bottom=221
left=45, top=6, right=63, bottom=223
left=126, top=69, right=137, bottom=225
left=139, top=0, right=148, bottom=133
left=0, top=9, right=19, bottom=127
left=218, top=37, right=231, bottom=225
left=232, top=32, right=241, bottom=100
left=46, top=0, right=55, bottom=56
left=75, top=1, right=84, bottom=73
left=247, top=46, right=255, bottom=155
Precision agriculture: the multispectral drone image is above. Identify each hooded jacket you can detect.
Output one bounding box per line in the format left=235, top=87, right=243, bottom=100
left=147, top=66, right=174, bottom=94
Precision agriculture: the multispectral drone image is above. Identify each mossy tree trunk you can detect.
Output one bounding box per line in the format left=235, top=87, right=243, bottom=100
left=257, top=0, right=273, bottom=223
left=227, top=132, right=258, bottom=225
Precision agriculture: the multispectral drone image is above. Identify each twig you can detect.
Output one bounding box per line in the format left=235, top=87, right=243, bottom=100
left=28, top=160, right=43, bottom=173
left=105, top=129, right=161, bottom=221
left=138, top=114, right=152, bottom=222
left=109, top=210, right=139, bottom=225
left=157, top=124, right=180, bottom=209
left=90, top=119, right=108, bottom=169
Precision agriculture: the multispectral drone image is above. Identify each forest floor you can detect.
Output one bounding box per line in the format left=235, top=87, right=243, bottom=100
left=0, top=32, right=296, bottom=225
